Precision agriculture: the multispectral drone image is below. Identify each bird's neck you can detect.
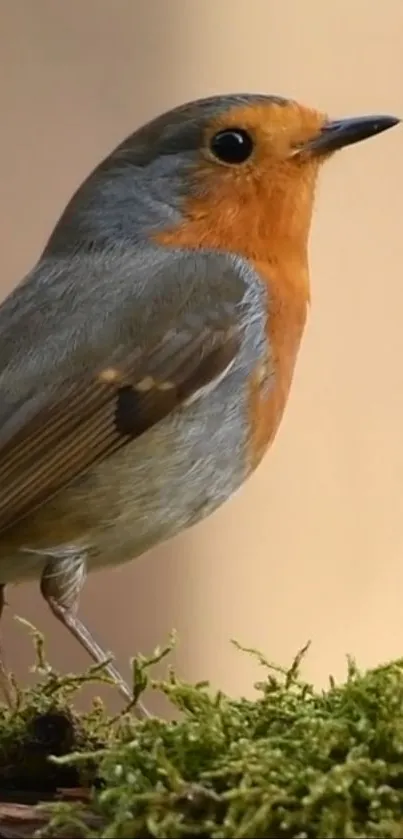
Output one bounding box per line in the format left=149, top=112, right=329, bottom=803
left=155, top=184, right=312, bottom=317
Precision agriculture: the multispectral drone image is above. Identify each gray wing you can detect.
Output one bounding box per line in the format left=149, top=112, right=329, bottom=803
left=0, top=247, right=247, bottom=532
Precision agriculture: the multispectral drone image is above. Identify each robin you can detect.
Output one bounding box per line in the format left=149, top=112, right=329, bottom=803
left=0, top=93, right=398, bottom=716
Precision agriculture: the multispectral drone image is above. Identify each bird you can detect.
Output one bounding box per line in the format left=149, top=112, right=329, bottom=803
left=0, top=93, right=398, bottom=716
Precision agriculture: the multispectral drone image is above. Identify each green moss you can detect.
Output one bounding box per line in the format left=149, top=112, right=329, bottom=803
left=2, top=624, right=403, bottom=838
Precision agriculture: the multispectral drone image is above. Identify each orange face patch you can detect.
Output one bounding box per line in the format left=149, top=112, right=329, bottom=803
left=157, top=100, right=326, bottom=267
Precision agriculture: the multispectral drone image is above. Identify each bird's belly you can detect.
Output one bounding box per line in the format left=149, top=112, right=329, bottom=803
left=0, top=370, right=252, bottom=583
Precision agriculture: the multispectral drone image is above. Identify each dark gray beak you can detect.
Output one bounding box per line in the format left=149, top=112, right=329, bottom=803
left=300, top=114, right=400, bottom=156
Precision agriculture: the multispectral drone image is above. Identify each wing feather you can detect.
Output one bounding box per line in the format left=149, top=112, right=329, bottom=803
left=0, top=249, right=246, bottom=532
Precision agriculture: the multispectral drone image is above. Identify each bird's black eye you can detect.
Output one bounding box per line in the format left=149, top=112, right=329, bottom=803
left=209, top=128, right=254, bottom=164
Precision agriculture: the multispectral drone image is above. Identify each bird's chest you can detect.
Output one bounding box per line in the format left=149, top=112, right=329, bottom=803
left=154, top=261, right=308, bottom=505
left=242, top=257, right=309, bottom=472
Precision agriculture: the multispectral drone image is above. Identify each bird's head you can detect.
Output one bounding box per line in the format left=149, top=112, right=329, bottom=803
left=45, top=93, right=399, bottom=268
left=146, top=94, right=399, bottom=260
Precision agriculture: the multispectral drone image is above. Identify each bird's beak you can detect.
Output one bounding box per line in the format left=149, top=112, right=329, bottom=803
left=296, top=114, right=400, bottom=157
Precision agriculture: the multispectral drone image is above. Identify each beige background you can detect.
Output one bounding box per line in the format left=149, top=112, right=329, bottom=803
left=0, top=0, right=403, bottom=712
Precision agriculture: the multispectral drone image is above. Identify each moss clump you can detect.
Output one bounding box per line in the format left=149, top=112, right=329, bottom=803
left=2, top=626, right=403, bottom=838
left=0, top=620, right=115, bottom=800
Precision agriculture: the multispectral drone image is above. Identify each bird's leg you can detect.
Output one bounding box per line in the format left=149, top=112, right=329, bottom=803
left=0, top=584, right=14, bottom=707
left=39, top=550, right=150, bottom=719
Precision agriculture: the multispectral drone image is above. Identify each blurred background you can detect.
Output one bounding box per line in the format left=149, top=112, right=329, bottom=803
left=0, top=0, right=403, bottom=713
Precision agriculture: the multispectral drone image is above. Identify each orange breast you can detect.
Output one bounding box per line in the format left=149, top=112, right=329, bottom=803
left=247, top=257, right=308, bottom=470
